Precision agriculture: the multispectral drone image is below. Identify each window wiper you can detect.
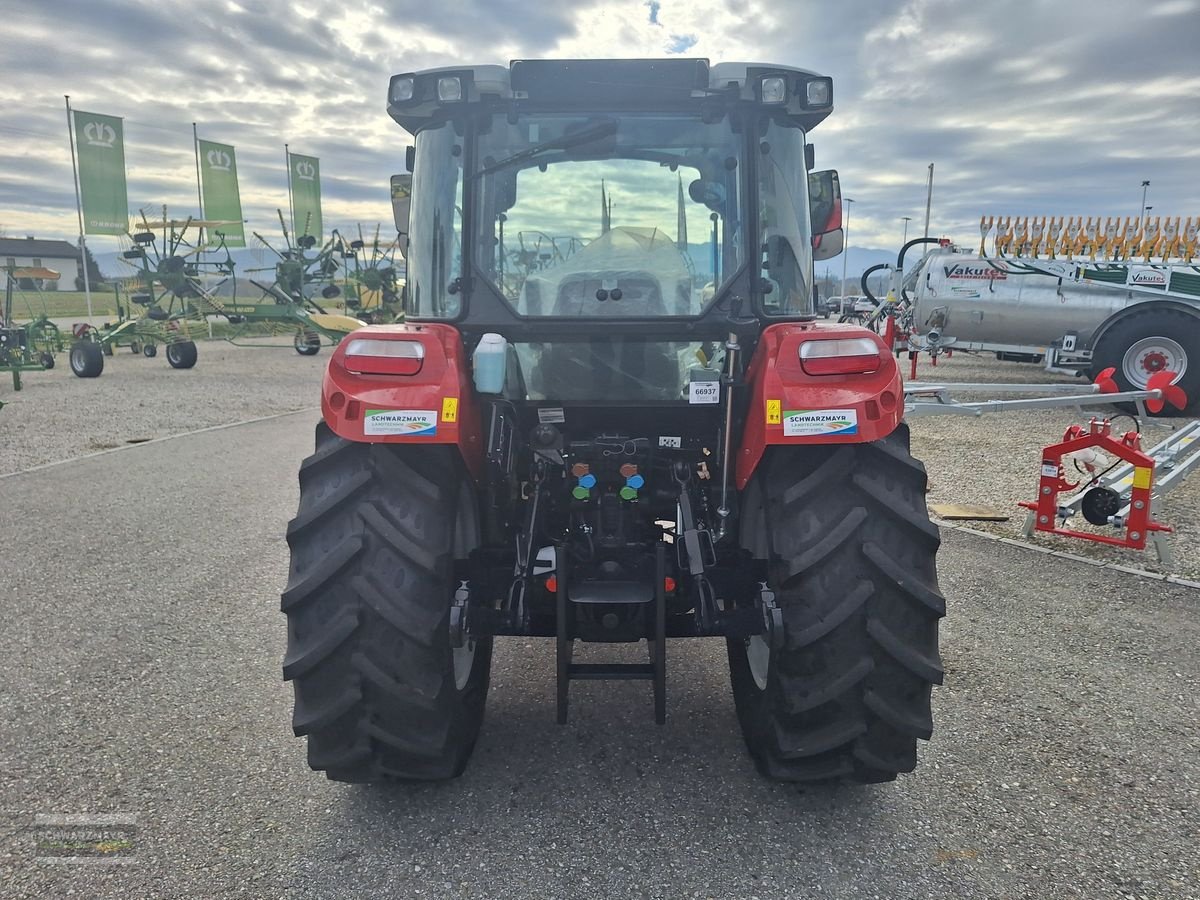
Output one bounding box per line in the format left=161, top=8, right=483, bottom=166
left=470, top=121, right=618, bottom=180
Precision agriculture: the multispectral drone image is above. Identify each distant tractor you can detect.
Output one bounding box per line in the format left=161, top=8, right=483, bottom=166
left=282, top=59, right=945, bottom=783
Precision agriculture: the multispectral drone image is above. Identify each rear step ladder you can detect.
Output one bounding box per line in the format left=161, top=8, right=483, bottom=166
left=555, top=542, right=667, bottom=725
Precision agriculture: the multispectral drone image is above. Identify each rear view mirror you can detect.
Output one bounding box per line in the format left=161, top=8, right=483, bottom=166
left=808, top=169, right=843, bottom=261
left=813, top=228, right=844, bottom=261
left=390, top=174, right=412, bottom=259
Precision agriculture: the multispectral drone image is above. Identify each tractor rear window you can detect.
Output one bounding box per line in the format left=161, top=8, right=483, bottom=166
left=472, top=114, right=744, bottom=318
left=511, top=339, right=725, bottom=403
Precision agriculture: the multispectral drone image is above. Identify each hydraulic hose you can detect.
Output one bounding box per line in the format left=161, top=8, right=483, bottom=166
left=897, top=237, right=945, bottom=304
left=860, top=263, right=890, bottom=307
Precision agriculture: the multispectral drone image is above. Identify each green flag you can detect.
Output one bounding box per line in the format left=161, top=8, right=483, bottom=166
left=198, top=139, right=246, bottom=248
left=289, top=152, right=322, bottom=242
left=73, top=110, right=128, bottom=235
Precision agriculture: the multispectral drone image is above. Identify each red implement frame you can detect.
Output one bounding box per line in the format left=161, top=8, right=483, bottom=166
left=1018, top=418, right=1171, bottom=551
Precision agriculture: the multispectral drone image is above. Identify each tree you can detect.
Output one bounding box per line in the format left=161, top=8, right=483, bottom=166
left=75, top=241, right=105, bottom=289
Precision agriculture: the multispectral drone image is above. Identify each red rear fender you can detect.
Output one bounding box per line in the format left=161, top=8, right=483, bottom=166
left=321, top=323, right=483, bottom=479
left=736, top=322, right=903, bottom=488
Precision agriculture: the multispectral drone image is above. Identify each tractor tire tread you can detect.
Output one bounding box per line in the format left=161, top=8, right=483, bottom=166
left=282, top=422, right=491, bottom=782
left=729, top=423, right=944, bottom=783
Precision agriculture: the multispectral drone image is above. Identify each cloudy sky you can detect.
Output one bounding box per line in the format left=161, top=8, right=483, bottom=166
left=1, top=0, right=1198, bottom=263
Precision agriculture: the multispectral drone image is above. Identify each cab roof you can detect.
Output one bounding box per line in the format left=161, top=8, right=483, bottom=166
left=386, top=59, right=833, bottom=134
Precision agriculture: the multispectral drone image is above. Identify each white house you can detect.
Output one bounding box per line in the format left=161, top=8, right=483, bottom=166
left=0, top=237, right=83, bottom=291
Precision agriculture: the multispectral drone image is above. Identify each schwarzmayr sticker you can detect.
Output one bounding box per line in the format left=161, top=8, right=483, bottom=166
left=782, top=408, right=859, bottom=437
left=364, top=409, right=437, bottom=437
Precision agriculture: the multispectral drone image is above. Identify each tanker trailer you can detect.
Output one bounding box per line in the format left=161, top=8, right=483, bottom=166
left=908, top=246, right=1200, bottom=414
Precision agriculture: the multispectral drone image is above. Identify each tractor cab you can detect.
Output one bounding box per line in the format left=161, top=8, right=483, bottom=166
left=282, top=60, right=941, bottom=788
left=388, top=60, right=843, bottom=358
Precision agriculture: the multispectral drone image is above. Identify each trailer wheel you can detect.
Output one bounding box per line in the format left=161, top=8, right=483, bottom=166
left=129, top=341, right=142, bottom=354
left=143, top=344, right=157, bottom=358
left=729, top=424, right=945, bottom=783
left=294, top=331, right=322, bottom=356
left=165, top=340, right=197, bottom=369
left=282, top=424, right=492, bottom=781
left=69, top=341, right=104, bottom=378
left=1092, top=308, right=1199, bottom=415
left=40, top=352, right=54, bottom=370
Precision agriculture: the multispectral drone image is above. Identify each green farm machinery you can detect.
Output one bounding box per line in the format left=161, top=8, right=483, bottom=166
left=1, top=265, right=63, bottom=391
left=68, top=211, right=367, bottom=377
left=335, top=225, right=404, bottom=324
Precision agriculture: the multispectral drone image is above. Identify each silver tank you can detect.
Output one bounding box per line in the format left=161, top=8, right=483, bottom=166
left=909, top=250, right=1129, bottom=347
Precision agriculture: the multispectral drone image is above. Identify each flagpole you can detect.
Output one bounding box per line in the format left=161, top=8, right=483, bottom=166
left=285, top=143, right=294, bottom=241
left=192, top=122, right=205, bottom=244
left=193, top=123, right=214, bottom=338
left=922, top=163, right=935, bottom=239
left=64, top=95, right=93, bottom=318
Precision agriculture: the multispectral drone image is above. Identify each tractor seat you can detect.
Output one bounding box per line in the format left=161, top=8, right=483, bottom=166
left=550, top=273, right=664, bottom=318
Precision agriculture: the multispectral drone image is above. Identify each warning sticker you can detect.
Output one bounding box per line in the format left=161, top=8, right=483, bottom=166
left=766, top=399, right=781, bottom=425
left=782, top=408, right=859, bottom=437
left=1132, top=466, right=1152, bottom=489
left=538, top=407, right=565, bottom=424
left=441, top=397, right=459, bottom=423
left=1041, top=464, right=1059, bottom=478
left=364, top=409, right=437, bottom=437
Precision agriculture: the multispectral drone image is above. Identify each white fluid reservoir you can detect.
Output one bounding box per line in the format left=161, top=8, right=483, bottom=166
left=472, top=332, right=508, bottom=394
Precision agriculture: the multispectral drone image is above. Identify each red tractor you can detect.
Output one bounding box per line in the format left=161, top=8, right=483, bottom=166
left=283, top=59, right=944, bottom=783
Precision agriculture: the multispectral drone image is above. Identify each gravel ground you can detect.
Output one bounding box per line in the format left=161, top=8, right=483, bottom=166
left=0, top=339, right=323, bottom=475
left=905, top=352, right=1200, bottom=580
left=0, top=413, right=1197, bottom=899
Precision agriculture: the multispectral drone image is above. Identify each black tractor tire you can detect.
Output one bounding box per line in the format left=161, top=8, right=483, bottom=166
left=282, top=424, right=492, bottom=781
left=1090, top=307, right=1199, bottom=416
left=143, top=343, right=157, bottom=358
left=69, top=341, right=104, bottom=378
left=40, top=352, right=55, bottom=370
left=165, top=340, right=197, bottom=369
left=294, top=331, right=322, bottom=356
left=728, top=423, right=945, bottom=783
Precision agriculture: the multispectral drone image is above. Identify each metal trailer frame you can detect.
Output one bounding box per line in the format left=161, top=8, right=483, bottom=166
left=904, top=378, right=1172, bottom=418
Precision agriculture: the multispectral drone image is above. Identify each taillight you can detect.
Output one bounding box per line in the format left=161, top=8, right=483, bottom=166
left=344, top=338, right=425, bottom=375
left=798, top=337, right=881, bottom=376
